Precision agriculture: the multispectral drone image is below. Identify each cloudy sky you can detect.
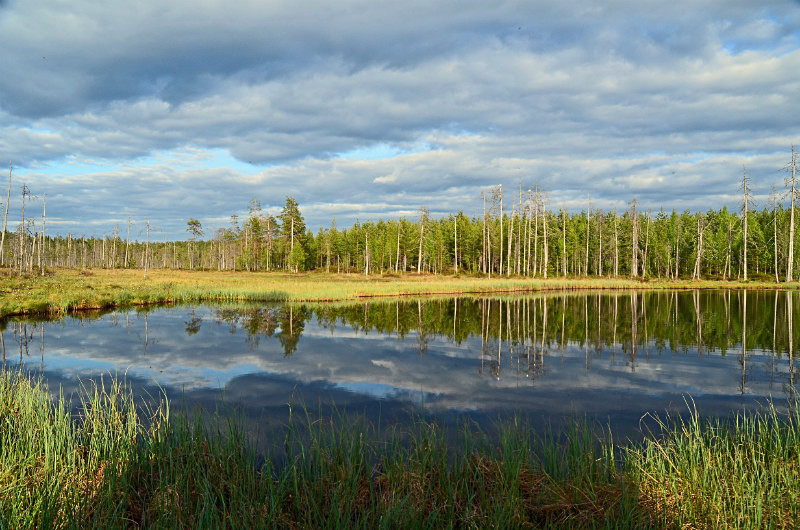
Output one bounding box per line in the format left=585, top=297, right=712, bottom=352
left=1, top=1, right=799, bottom=239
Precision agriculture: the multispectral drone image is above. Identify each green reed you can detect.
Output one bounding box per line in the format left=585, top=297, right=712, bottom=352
left=1, top=371, right=799, bottom=528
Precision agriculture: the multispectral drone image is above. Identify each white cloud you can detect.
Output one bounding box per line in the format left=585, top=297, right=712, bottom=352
left=0, top=0, right=798, bottom=236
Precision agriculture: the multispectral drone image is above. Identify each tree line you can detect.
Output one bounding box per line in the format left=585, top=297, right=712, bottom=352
left=1, top=147, right=798, bottom=280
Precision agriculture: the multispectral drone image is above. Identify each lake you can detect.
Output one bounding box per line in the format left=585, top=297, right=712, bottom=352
left=1, top=289, right=797, bottom=441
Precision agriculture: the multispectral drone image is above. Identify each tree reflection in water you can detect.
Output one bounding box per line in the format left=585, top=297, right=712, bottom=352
left=2, top=290, right=800, bottom=422
left=166, top=290, right=800, bottom=399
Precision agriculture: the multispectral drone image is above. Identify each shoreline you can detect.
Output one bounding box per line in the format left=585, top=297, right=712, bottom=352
left=3, top=267, right=799, bottom=320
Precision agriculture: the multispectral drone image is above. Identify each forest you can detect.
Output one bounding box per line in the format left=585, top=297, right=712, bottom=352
left=1, top=149, right=798, bottom=281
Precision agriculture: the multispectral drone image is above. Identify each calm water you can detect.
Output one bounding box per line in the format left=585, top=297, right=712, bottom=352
left=2, top=290, right=798, bottom=439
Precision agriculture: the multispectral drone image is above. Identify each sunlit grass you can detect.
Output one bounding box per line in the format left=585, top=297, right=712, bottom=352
left=1, top=372, right=799, bottom=528
left=2, top=267, right=797, bottom=319
left=629, top=402, right=800, bottom=528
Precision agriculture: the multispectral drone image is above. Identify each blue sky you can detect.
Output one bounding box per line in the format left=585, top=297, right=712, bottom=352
left=1, top=0, right=799, bottom=239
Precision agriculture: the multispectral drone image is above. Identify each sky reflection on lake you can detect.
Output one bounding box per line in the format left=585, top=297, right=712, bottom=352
left=1, top=290, right=798, bottom=438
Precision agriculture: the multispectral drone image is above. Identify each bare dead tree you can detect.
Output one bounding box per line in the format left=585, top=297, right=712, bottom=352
left=741, top=166, right=752, bottom=281
left=533, top=187, right=539, bottom=277
left=499, top=185, right=504, bottom=276
left=642, top=209, right=650, bottom=278
left=691, top=213, right=707, bottom=280
left=144, top=218, right=151, bottom=278
left=541, top=192, right=548, bottom=278
left=39, top=194, right=45, bottom=275
left=674, top=215, right=681, bottom=279
left=517, top=182, right=523, bottom=275
left=0, top=161, right=11, bottom=267
left=487, top=185, right=503, bottom=277
left=614, top=208, right=619, bottom=277
left=489, top=185, right=503, bottom=276
left=523, top=189, right=531, bottom=275
left=561, top=205, right=567, bottom=277
left=630, top=197, right=639, bottom=278
left=125, top=216, right=132, bottom=268
left=417, top=206, right=429, bottom=273
left=585, top=194, right=590, bottom=277
left=395, top=218, right=402, bottom=272
left=787, top=146, right=797, bottom=282
left=506, top=194, right=514, bottom=276
left=364, top=228, right=370, bottom=275
left=453, top=213, right=458, bottom=273
left=19, top=184, right=31, bottom=274
left=597, top=209, right=604, bottom=276
left=772, top=185, right=779, bottom=282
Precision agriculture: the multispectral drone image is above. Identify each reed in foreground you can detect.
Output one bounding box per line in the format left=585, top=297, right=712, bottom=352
left=629, top=403, right=800, bottom=528
left=1, top=373, right=799, bottom=528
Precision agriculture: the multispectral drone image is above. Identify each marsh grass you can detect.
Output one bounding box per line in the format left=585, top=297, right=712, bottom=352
left=1, top=372, right=799, bottom=528
left=629, top=402, right=800, bottom=528
left=2, top=268, right=796, bottom=319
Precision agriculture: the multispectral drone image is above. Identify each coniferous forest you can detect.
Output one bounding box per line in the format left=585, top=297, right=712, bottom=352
left=1, top=149, right=798, bottom=281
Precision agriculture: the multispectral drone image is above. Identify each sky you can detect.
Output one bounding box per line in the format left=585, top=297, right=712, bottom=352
left=1, top=0, right=799, bottom=240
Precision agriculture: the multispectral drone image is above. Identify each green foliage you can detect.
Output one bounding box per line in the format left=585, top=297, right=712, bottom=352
left=288, top=243, right=307, bottom=272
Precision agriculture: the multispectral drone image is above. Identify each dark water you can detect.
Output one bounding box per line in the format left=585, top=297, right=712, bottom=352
left=2, top=290, right=798, bottom=440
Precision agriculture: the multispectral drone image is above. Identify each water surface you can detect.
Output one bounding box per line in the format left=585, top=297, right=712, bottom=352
left=2, top=290, right=798, bottom=439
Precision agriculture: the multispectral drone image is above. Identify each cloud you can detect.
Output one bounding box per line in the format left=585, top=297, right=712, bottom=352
left=0, top=1, right=798, bottom=235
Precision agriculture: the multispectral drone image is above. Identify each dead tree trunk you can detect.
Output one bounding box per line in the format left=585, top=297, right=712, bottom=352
left=789, top=146, right=797, bottom=282
left=0, top=162, right=11, bottom=267
left=613, top=209, right=619, bottom=277
left=542, top=195, right=549, bottom=278
left=452, top=215, right=457, bottom=272
left=417, top=207, right=428, bottom=274
left=773, top=185, right=780, bottom=282
left=533, top=189, right=540, bottom=277
left=642, top=210, right=650, bottom=278
left=561, top=207, right=567, bottom=277
left=144, top=219, right=150, bottom=278
left=742, top=166, right=750, bottom=281
left=692, top=215, right=705, bottom=280
left=499, top=186, right=504, bottom=276
left=630, top=198, right=639, bottom=278
left=506, top=199, right=514, bottom=276
left=40, top=194, right=45, bottom=275
left=125, top=216, right=131, bottom=268
left=585, top=194, right=590, bottom=277
left=674, top=217, right=681, bottom=279
left=597, top=210, right=603, bottom=276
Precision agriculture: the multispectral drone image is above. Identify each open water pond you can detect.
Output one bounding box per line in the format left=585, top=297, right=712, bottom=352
left=2, top=289, right=799, bottom=441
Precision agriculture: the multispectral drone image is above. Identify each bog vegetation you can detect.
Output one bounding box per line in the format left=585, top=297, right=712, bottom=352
left=1, top=372, right=799, bottom=528
left=1, top=148, right=799, bottom=281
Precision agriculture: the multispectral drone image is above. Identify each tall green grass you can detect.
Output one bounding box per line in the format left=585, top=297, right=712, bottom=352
left=1, top=372, right=799, bottom=528
left=629, top=402, right=800, bottom=528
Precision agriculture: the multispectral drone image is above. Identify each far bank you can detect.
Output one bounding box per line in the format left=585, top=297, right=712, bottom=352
left=1, top=268, right=798, bottom=319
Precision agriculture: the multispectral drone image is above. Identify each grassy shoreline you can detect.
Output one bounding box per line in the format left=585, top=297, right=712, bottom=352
left=1, top=372, right=798, bottom=528
left=2, top=267, right=799, bottom=319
